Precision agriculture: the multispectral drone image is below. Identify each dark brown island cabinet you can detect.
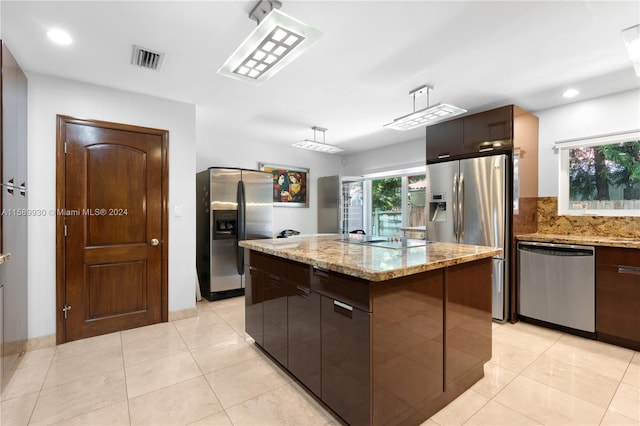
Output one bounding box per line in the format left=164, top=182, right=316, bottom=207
left=245, top=250, right=492, bottom=426
left=596, top=247, right=640, bottom=351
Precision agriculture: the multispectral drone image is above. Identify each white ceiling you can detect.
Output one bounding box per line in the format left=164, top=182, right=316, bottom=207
left=2, top=1, right=639, bottom=153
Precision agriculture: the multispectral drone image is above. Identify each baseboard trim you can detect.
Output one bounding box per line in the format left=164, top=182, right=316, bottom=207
left=169, top=307, right=198, bottom=322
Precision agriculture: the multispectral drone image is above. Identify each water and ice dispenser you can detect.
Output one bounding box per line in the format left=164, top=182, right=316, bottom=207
left=429, top=193, right=447, bottom=222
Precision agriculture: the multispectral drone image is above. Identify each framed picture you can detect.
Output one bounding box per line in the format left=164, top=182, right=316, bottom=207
left=259, top=163, right=309, bottom=207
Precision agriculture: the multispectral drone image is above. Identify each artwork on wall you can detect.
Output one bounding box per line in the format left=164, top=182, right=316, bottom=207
left=259, top=163, right=309, bottom=207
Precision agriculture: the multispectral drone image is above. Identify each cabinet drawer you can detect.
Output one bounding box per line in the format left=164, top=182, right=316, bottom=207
left=285, top=259, right=311, bottom=288
left=250, top=251, right=283, bottom=276
left=596, top=247, right=640, bottom=267
left=311, top=269, right=371, bottom=312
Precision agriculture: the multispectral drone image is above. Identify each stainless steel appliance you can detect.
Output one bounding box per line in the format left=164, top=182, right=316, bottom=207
left=518, top=241, right=595, bottom=333
left=318, top=175, right=364, bottom=234
left=196, top=167, right=273, bottom=301
left=426, top=154, right=508, bottom=321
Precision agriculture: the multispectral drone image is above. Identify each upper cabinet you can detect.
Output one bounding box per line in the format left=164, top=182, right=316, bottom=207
left=425, top=118, right=464, bottom=160
left=426, top=105, right=518, bottom=163
left=462, top=105, right=513, bottom=152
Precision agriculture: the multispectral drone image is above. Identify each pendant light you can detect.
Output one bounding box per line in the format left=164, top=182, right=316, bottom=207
left=384, top=85, right=467, bottom=131
left=292, top=126, right=344, bottom=154
left=218, top=0, right=322, bottom=85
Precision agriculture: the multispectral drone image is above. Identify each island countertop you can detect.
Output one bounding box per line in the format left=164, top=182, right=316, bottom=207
left=239, top=234, right=501, bottom=281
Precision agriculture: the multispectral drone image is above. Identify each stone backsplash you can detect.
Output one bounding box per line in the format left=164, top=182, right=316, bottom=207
left=536, top=197, right=640, bottom=238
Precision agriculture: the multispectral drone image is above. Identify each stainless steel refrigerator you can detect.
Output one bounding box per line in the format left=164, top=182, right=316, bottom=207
left=426, top=154, right=509, bottom=321
left=317, top=175, right=365, bottom=234
left=196, top=167, right=273, bottom=301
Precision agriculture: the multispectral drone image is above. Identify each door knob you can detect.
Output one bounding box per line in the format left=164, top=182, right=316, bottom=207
left=151, top=238, right=160, bottom=246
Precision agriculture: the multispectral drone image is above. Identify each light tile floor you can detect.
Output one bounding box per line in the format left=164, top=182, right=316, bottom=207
left=1, top=296, right=638, bottom=425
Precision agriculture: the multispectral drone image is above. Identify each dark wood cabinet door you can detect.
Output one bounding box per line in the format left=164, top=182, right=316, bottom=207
left=371, top=271, right=444, bottom=425
left=463, top=105, right=513, bottom=153
left=321, top=295, right=371, bottom=426
left=263, top=273, right=288, bottom=366
left=426, top=118, right=464, bottom=162
left=245, top=264, right=263, bottom=346
left=287, top=282, right=321, bottom=396
left=446, top=259, right=492, bottom=387
left=596, top=247, right=640, bottom=350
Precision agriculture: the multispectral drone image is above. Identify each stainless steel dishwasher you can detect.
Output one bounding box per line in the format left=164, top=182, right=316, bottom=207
left=518, top=241, right=595, bottom=333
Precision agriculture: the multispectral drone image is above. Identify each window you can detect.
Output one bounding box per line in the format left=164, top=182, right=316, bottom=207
left=371, top=177, right=402, bottom=236
left=558, top=130, right=640, bottom=216
left=367, top=166, right=427, bottom=236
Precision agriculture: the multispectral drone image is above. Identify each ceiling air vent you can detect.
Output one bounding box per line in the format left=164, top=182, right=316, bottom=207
left=131, top=45, right=165, bottom=71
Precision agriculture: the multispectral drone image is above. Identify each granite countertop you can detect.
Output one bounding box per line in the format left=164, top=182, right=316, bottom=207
left=516, top=233, right=640, bottom=249
left=0, top=253, right=10, bottom=264
left=239, top=234, right=501, bottom=281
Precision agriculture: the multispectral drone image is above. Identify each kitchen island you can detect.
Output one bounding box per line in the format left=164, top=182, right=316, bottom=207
left=239, top=235, right=501, bottom=426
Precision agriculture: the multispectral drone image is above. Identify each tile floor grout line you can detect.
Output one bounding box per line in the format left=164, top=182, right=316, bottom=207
left=24, top=345, right=57, bottom=425
left=119, top=330, right=135, bottom=426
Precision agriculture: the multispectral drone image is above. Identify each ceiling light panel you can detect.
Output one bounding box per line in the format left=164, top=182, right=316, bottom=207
left=292, top=140, right=344, bottom=153
left=292, top=126, right=343, bottom=154
left=384, top=104, right=467, bottom=131
left=218, top=9, right=322, bottom=85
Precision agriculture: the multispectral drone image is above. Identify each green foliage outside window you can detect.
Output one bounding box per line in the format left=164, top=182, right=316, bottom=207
left=569, top=141, right=640, bottom=201
left=371, top=177, right=401, bottom=211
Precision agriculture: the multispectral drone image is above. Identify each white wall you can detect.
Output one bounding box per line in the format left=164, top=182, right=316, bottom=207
left=195, top=107, right=343, bottom=235
left=27, top=73, right=196, bottom=339
left=536, top=89, right=640, bottom=197
left=342, top=137, right=426, bottom=176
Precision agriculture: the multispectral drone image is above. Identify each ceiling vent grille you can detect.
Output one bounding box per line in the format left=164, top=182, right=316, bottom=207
left=131, top=45, right=165, bottom=71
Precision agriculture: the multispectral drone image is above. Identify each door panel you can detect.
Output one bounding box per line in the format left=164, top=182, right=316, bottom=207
left=60, top=117, right=167, bottom=342
left=425, top=161, right=458, bottom=243
left=241, top=170, right=273, bottom=240
left=459, top=155, right=507, bottom=249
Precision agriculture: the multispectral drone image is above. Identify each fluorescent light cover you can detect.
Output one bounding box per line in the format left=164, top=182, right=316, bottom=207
left=292, top=140, right=344, bottom=154
left=622, top=24, right=640, bottom=77
left=218, top=9, right=322, bottom=85
left=562, top=88, right=580, bottom=98
left=384, top=103, right=467, bottom=131
left=47, top=28, right=73, bottom=45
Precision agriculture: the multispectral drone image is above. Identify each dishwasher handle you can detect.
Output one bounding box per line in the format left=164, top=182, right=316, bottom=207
left=518, top=243, right=594, bottom=257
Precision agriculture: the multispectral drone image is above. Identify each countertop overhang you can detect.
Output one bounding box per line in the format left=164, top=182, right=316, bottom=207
left=239, top=235, right=502, bottom=281
left=516, top=233, right=640, bottom=249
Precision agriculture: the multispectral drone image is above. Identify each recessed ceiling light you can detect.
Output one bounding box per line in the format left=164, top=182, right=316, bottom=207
left=46, top=28, right=73, bottom=45
left=562, top=88, right=580, bottom=99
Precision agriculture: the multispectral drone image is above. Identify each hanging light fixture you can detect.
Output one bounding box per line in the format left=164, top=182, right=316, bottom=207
left=621, top=24, right=640, bottom=77
left=218, top=0, right=322, bottom=85
left=292, top=126, right=344, bottom=154
left=384, top=85, right=467, bottom=131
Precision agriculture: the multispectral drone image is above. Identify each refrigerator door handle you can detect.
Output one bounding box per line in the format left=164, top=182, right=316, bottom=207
left=236, top=180, right=246, bottom=275
left=459, top=173, right=465, bottom=241
left=452, top=173, right=459, bottom=241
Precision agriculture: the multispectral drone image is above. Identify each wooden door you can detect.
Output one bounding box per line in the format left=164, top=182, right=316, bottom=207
left=56, top=116, right=168, bottom=343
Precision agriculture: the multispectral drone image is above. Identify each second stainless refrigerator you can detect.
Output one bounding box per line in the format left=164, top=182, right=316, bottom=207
left=426, top=154, right=509, bottom=321
left=196, top=167, right=273, bottom=301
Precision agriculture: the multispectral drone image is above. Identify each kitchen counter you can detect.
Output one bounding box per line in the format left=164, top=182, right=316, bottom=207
left=239, top=234, right=501, bottom=281
left=242, top=234, right=496, bottom=425
left=516, top=233, right=640, bottom=249
left=0, top=253, right=10, bottom=264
